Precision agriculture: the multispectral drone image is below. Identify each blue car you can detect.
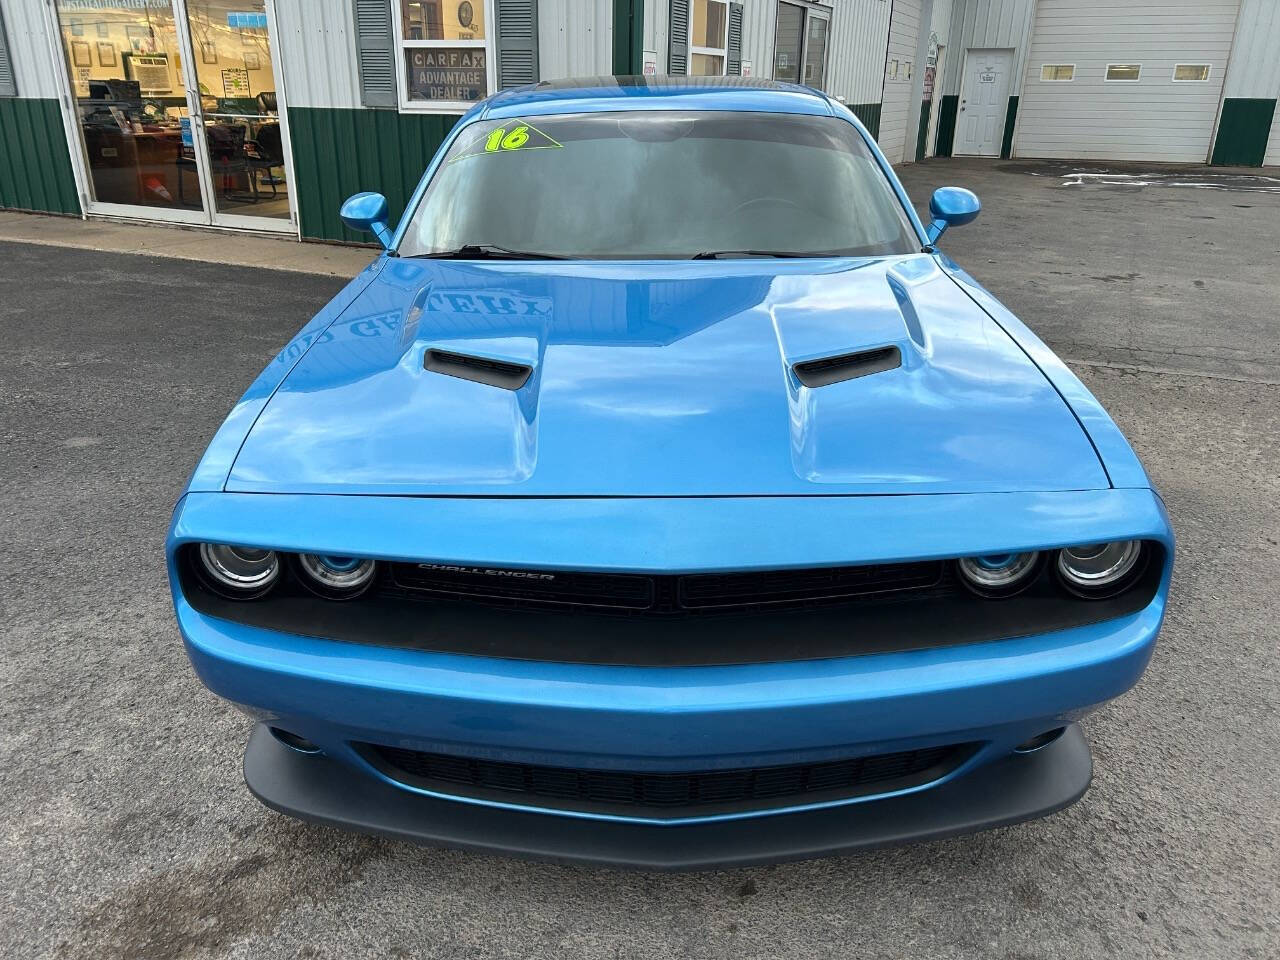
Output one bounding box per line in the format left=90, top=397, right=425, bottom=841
left=167, top=77, right=1173, bottom=869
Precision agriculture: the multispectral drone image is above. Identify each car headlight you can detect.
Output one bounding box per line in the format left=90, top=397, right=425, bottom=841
left=1056, top=541, right=1144, bottom=597
left=297, top=554, right=378, bottom=599
left=197, top=543, right=280, bottom=598
left=956, top=552, right=1040, bottom=598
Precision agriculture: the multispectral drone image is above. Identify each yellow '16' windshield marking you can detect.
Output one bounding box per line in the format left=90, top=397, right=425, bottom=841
left=448, top=120, right=563, bottom=163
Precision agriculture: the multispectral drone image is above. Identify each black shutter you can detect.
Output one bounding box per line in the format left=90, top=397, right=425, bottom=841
left=354, top=0, right=396, bottom=108
left=0, top=6, right=17, bottom=97
left=496, top=0, right=539, bottom=88
left=726, top=3, right=743, bottom=76
left=669, top=0, right=689, bottom=75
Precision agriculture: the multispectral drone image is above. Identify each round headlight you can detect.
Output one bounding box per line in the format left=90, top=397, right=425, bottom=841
left=197, top=543, right=280, bottom=598
left=1056, top=541, right=1144, bottom=597
left=297, top=554, right=377, bottom=599
left=956, top=552, right=1040, bottom=598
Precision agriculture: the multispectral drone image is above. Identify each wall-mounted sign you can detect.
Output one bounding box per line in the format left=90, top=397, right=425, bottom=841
left=222, top=66, right=250, bottom=97
left=980, top=71, right=996, bottom=83
left=642, top=49, right=658, bottom=76
left=407, top=48, right=487, bottom=102
left=741, top=60, right=753, bottom=77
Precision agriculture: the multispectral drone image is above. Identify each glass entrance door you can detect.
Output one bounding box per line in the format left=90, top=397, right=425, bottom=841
left=181, top=0, right=292, bottom=228
left=50, top=0, right=292, bottom=232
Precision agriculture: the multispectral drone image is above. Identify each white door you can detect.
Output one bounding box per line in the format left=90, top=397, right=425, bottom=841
left=956, top=49, right=1013, bottom=157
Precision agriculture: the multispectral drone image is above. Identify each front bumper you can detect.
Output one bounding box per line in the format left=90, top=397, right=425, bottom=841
left=170, top=488, right=1172, bottom=866
left=245, top=721, right=1093, bottom=870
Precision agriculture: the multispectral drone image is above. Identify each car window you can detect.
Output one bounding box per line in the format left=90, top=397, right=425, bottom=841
left=398, top=110, right=919, bottom=259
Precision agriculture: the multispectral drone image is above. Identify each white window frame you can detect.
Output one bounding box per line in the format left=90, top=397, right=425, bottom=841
left=1040, top=63, right=1075, bottom=82
left=391, top=0, right=498, bottom=114
left=1171, top=63, right=1211, bottom=83
left=1104, top=63, right=1142, bottom=82
left=774, top=0, right=831, bottom=89
left=688, top=0, right=729, bottom=77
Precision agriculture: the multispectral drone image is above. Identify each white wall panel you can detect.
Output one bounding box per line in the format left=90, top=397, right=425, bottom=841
left=826, top=0, right=893, bottom=106
left=539, top=0, right=613, bottom=79
left=3, top=0, right=63, bottom=98
left=941, top=0, right=1033, bottom=96
left=1220, top=0, right=1280, bottom=99
left=274, top=0, right=361, bottom=109
left=878, top=0, right=922, bottom=161
left=1015, top=0, right=1239, bottom=163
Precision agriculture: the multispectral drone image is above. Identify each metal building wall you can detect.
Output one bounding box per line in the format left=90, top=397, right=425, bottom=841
left=3, top=0, right=61, bottom=97
left=644, top=0, right=667, bottom=66
left=0, top=0, right=80, bottom=214
left=940, top=0, right=1034, bottom=96
left=878, top=0, right=923, bottom=163
left=539, top=0, right=614, bottom=78
left=738, top=0, right=776, bottom=81
left=1217, top=0, right=1280, bottom=166
left=1221, top=0, right=1280, bottom=99
left=273, top=0, right=362, bottom=109
left=825, top=0, right=893, bottom=117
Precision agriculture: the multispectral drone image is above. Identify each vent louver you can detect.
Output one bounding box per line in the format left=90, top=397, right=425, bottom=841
left=425, top=349, right=533, bottom=390
left=793, top=345, right=902, bottom=388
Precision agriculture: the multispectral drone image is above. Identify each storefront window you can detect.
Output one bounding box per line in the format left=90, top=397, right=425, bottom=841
left=689, top=0, right=728, bottom=76
left=397, top=0, right=492, bottom=110
left=51, top=0, right=290, bottom=227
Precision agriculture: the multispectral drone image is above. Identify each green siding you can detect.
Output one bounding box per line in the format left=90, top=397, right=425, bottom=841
left=1211, top=98, right=1276, bottom=167
left=848, top=102, right=881, bottom=139
left=934, top=95, right=958, bottom=158
left=1000, top=96, right=1018, bottom=159
left=287, top=106, right=458, bottom=242
left=915, top=101, right=931, bottom=162
left=612, top=0, right=643, bottom=75
left=0, top=98, right=80, bottom=215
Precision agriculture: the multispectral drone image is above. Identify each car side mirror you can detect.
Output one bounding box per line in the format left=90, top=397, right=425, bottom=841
left=340, top=192, right=393, bottom=249
left=926, top=187, right=980, bottom=244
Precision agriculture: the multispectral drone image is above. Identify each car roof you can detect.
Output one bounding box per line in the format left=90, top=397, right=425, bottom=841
left=479, top=75, right=838, bottom=120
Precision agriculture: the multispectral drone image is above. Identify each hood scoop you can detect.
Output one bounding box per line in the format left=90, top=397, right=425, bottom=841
left=792, top=345, right=902, bottom=388
left=425, top=348, right=533, bottom=390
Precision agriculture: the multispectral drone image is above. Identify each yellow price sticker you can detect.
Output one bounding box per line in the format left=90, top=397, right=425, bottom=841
left=449, top=120, right=563, bottom=163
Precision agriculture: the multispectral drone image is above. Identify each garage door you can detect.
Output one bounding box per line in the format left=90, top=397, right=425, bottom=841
left=1015, top=0, right=1239, bottom=162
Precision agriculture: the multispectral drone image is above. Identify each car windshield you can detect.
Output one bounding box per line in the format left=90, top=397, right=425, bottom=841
left=398, top=110, right=919, bottom=259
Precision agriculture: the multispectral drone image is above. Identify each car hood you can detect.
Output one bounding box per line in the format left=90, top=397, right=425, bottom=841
left=226, top=255, right=1109, bottom=496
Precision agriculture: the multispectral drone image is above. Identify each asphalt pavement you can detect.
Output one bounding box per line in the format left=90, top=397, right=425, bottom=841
left=1, top=158, right=1277, bottom=959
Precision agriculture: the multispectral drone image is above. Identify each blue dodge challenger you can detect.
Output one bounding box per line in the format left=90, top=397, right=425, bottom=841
left=167, top=78, right=1173, bottom=869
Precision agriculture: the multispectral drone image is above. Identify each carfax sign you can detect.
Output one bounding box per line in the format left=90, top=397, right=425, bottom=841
left=407, top=48, right=487, bottom=103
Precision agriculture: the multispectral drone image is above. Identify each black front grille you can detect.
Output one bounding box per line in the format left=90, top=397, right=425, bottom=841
left=362, top=741, right=976, bottom=818
left=387, top=560, right=944, bottom=615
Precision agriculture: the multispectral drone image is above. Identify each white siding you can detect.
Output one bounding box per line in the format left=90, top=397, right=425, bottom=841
left=941, top=0, right=1034, bottom=96
left=539, top=0, right=613, bottom=79
left=274, top=0, right=361, bottom=109
left=1220, top=0, right=1280, bottom=99
left=878, top=0, right=923, bottom=162
left=739, top=0, right=776, bottom=81
left=826, top=0, right=893, bottom=106
left=644, top=0, right=668, bottom=67
left=1015, top=0, right=1239, bottom=163
left=3, top=0, right=63, bottom=99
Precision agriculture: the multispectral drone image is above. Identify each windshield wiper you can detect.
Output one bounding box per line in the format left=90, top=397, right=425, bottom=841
left=690, top=249, right=830, bottom=260
left=410, top=243, right=570, bottom=261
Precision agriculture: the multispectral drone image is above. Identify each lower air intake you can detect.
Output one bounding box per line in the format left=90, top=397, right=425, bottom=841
left=361, top=741, right=977, bottom=818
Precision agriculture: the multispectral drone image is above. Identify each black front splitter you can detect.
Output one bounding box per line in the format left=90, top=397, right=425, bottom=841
left=243, top=723, right=1092, bottom=871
